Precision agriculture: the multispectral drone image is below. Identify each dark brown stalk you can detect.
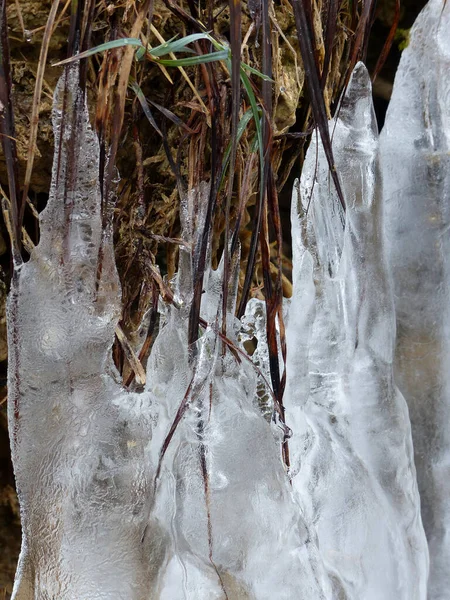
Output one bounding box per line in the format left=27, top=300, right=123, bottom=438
left=290, top=0, right=346, bottom=211
left=267, top=170, right=290, bottom=467
left=347, top=0, right=377, bottom=80
left=261, top=0, right=288, bottom=466
left=237, top=0, right=273, bottom=319
left=321, top=0, right=339, bottom=90
left=188, top=55, right=222, bottom=347
left=124, top=281, right=159, bottom=387
left=236, top=80, right=265, bottom=319
left=0, top=0, right=22, bottom=262
left=372, top=0, right=400, bottom=82
left=222, top=0, right=242, bottom=339
left=162, top=0, right=207, bottom=32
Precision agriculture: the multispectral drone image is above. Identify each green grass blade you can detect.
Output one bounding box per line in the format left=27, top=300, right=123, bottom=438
left=53, top=38, right=145, bottom=66
left=150, top=33, right=212, bottom=57
left=241, top=63, right=274, bottom=82
left=239, top=68, right=264, bottom=174
left=130, top=81, right=163, bottom=137
left=156, top=50, right=228, bottom=67
left=220, top=108, right=255, bottom=189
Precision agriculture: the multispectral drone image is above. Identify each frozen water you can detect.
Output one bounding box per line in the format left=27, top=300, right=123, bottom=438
left=7, top=67, right=160, bottom=599
left=146, top=185, right=332, bottom=599
left=285, top=63, right=429, bottom=599
left=6, top=7, right=446, bottom=598
left=379, top=0, right=450, bottom=597
left=8, top=65, right=332, bottom=598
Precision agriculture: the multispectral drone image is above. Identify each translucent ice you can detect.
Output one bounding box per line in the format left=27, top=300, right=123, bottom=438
left=285, top=63, right=429, bottom=599
left=8, top=62, right=333, bottom=600
left=146, top=185, right=332, bottom=599
left=7, top=23, right=443, bottom=600
left=379, top=1, right=450, bottom=596
left=7, top=67, right=162, bottom=599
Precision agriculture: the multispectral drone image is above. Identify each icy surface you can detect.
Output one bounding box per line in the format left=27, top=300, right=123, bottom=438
left=379, top=1, right=450, bottom=597
left=8, top=65, right=332, bottom=597
left=7, top=67, right=159, bottom=599
left=7, top=10, right=446, bottom=598
left=146, top=184, right=332, bottom=600
left=284, top=63, right=429, bottom=599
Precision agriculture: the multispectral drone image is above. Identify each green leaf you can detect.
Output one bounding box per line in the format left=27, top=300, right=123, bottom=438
left=155, top=49, right=229, bottom=67
left=130, top=81, right=163, bottom=137
left=52, top=38, right=145, bottom=66
left=220, top=108, right=256, bottom=189
left=239, top=68, right=264, bottom=177
left=241, top=63, right=275, bottom=82
left=150, top=33, right=213, bottom=57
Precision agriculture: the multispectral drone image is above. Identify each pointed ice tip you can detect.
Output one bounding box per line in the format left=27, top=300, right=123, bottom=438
left=339, top=62, right=376, bottom=132
left=350, top=61, right=371, bottom=88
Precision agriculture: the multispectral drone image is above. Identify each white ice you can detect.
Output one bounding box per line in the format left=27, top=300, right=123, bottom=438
left=284, top=63, right=429, bottom=599
left=146, top=182, right=332, bottom=599
left=7, top=5, right=447, bottom=596
left=7, top=67, right=160, bottom=600
left=379, top=0, right=450, bottom=597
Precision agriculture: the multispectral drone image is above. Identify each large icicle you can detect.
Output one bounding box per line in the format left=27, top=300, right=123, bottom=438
left=379, top=1, right=450, bottom=596
left=7, top=68, right=162, bottom=599
left=145, top=184, right=332, bottom=599
left=285, top=63, right=429, bottom=599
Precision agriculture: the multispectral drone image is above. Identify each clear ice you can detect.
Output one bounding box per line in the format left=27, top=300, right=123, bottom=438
left=8, top=65, right=330, bottom=599
left=146, top=182, right=332, bottom=599
left=6, top=1, right=449, bottom=596
left=7, top=67, right=158, bottom=599
left=379, top=0, right=450, bottom=596
left=284, top=63, right=429, bottom=599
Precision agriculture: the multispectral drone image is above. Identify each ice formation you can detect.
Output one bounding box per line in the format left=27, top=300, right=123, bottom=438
left=379, top=0, right=450, bottom=597
left=6, top=1, right=449, bottom=596
left=7, top=67, right=158, bottom=599
left=146, top=183, right=332, bottom=599
left=284, top=63, right=429, bottom=599
left=8, top=65, right=331, bottom=599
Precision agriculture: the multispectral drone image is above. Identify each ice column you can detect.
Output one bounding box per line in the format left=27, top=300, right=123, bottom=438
left=379, top=0, right=450, bottom=597
left=7, top=67, right=160, bottom=600
left=146, top=185, right=332, bottom=599
left=285, top=63, right=429, bottom=600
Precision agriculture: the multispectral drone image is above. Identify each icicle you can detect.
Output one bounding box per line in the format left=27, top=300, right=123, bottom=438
left=146, top=185, right=332, bottom=598
left=379, top=1, right=450, bottom=596
left=285, top=63, right=429, bottom=599
left=7, top=67, right=159, bottom=599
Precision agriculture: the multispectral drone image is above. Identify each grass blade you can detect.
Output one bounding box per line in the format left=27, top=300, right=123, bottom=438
left=222, top=0, right=242, bottom=336
left=53, top=37, right=145, bottom=66
left=131, top=81, right=163, bottom=136
left=237, top=68, right=265, bottom=318
left=156, top=50, right=228, bottom=67
left=150, top=32, right=212, bottom=57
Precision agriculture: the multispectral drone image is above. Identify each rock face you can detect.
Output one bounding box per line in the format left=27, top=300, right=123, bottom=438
left=379, top=0, right=450, bottom=597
